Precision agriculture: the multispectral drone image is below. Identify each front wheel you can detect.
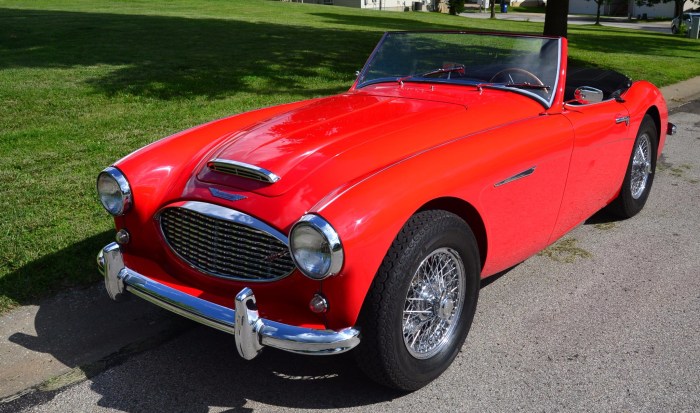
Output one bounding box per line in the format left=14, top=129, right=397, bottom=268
left=354, top=210, right=480, bottom=391
left=609, top=114, right=658, bottom=218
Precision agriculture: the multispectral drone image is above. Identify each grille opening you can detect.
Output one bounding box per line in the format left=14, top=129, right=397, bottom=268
left=160, top=207, right=294, bottom=281
left=207, top=159, right=280, bottom=183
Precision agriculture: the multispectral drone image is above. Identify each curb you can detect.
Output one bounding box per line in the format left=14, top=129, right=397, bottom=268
left=660, top=76, right=700, bottom=110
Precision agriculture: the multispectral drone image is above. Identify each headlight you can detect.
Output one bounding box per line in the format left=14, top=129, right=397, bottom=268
left=97, top=167, right=132, bottom=216
left=289, top=214, right=344, bottom=280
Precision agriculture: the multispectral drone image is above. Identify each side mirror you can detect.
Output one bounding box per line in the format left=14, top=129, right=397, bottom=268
left=574, top=86, right=605, bottom=104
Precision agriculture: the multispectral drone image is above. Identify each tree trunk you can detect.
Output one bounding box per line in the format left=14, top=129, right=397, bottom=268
left=543, top=0, right=569, bottom=37
left=674, top=0, right=684, bottom=17
left=490, top=0, right=496, bottom=19
left=596, top=1, right=602, bottom=24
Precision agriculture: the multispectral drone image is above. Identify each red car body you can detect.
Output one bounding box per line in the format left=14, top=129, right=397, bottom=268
left=97, top=32, right=671, bottom=390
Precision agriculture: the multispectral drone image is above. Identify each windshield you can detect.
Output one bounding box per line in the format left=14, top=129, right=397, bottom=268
left=357, top=32, right=561, bottom=107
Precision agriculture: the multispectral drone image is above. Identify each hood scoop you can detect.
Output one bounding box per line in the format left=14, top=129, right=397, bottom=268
left=207, top=159, right=280, bottom=183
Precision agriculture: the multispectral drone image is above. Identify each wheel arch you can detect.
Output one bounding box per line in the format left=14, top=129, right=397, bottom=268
left=645, top=105, right=661, bottom=144
left=417, top=197, right=487, bottom=270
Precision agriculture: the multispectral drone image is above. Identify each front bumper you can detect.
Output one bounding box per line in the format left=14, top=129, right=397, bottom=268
left=97, top=242, right=360, bottom=359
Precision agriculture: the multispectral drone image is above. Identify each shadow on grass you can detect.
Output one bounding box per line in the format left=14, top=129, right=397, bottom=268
left=0, top=8, right=389, bottom=100
left=0, top=231, right=114, bottom=308
left=309, top=11, right=494, bottom=32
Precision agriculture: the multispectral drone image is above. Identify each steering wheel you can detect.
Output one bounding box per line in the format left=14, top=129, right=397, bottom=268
left=489, top=68, right=544, bottom=85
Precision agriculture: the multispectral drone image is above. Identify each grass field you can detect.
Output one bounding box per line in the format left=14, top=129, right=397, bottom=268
left=1, top=0, right=699, bottom=313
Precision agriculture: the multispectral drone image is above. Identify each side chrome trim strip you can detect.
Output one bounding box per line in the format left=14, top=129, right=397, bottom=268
left=615, top=116, right=631, bottom=126
left=98, top=243, right=361, bottom=359
left=207, top=158, right=280, bottom=183
left=494, top=166, right=537, bottom=187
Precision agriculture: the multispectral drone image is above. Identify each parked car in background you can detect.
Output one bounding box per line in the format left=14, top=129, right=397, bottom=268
left=97, top=31, right=675, bottom=391
left=671, top=12, right=700, bottom=34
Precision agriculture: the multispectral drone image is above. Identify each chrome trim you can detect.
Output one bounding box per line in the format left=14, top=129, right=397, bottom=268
left=97, top=242, right=127, bottom=301
left=97, top=167, right=133, bottom=216
left=615, top=116, right=631, bottom=126
left=115, top=229, right=130, bottom=245
left=209, top=187, right=247, bottom=202
left=207, top=159, right=280, bottom=183
left=290, top=214, right=344, bottom=280
left=667, top=122, right=677, bottom=136
left=574, top=86, right=605, bottom=104
left=157, top=201, right=294, bottom=282
left=98, top=243, right=361, bottom=359
left=494, top=166, right=537, bottom=187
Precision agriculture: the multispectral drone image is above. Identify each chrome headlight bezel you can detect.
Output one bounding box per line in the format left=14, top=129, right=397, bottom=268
left=97, top=167, right=132, bottom=216
left=289, top=214, right=344, bottom=280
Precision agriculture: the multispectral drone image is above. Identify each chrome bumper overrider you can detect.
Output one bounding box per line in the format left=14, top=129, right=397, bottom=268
left=97, top=242, right=360, bottom=359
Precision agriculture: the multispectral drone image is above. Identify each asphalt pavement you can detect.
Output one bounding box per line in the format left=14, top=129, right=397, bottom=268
left=1, top=81, right=699, bottom=411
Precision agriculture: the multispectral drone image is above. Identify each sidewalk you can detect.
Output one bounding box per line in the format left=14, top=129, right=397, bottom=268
left=1, top=76, right=699, bottom=404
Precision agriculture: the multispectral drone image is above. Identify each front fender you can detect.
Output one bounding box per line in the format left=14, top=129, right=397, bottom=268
left=311, top=138, right=490, bottom=329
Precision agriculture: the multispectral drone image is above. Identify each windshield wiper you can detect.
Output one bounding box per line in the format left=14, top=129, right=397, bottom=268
left=503, top=82, right=550, bottom=90
left=398, top=65, right=466, bottom=84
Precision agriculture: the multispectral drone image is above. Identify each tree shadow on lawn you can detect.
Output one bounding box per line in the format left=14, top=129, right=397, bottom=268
left=308, top=11, right=518, bottom=33
left=0, top=8, right=390, bottom=100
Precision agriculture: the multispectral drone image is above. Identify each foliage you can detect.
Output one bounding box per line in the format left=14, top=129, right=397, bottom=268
left=449, top=0, right=465, bottom=15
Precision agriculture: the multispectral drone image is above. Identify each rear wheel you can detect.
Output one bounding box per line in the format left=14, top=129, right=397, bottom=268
left=609, top=114, right=658, bottom=218
left=354, top=210, right=480, bottom=391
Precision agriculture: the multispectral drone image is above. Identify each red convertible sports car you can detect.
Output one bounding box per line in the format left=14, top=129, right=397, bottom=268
left=97, top=32, right=675, bottom=391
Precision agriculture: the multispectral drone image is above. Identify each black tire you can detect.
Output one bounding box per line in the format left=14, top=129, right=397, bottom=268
left=609, top=114, right=658, bottom=219
left=671, top=25, right=679, bottom=34
left=354, top=210, right=480, bottom=391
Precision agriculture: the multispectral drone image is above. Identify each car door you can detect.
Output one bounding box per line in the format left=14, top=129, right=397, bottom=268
left=550, top=99, right=631, bottom=241
left=477, top=114, right=575, bottom=275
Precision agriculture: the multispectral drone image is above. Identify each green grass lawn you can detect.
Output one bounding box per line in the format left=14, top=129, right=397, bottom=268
left=1, top=0, right=699, bottom=313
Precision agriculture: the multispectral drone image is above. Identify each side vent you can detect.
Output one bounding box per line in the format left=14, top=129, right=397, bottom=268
left=207, top=159, right=280, bottom=183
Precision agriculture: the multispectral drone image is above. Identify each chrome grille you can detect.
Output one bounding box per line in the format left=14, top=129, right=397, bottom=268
left=160, top=206, right=294, bottom=281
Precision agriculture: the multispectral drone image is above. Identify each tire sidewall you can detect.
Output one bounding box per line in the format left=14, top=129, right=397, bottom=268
left=386, top=219, right=480, bottom=386
left=619, top=116, right=658, bottom=217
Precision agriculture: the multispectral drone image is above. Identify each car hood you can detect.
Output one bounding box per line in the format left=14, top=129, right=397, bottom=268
left=196, top=87, right=539, bottom=198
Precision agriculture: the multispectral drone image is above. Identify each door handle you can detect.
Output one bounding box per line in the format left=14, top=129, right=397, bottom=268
left=615, top=116, right=630, bottom=126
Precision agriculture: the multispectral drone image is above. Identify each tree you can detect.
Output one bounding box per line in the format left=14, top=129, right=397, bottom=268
left=543, top=0, right=570, bottom=37
left=588, top=0, right=611, bottom=24
left=490, top=0, right=496, bottom=19
left=636, top=0, right=700, bottom=17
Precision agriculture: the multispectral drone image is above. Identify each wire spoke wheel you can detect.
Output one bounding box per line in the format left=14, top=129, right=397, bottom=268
left=354, top=210, right=479, bottom=391
left=609, top=114, right=657, bottom=219
left=402, top=247, right=465, bottom=359
left=630, top=132, right=652, bottom=200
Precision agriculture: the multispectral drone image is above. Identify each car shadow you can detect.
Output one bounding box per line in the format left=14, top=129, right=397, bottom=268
left=86, top=326, right=402, bottom=411
left=0, top=231, right=114, bottom=309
